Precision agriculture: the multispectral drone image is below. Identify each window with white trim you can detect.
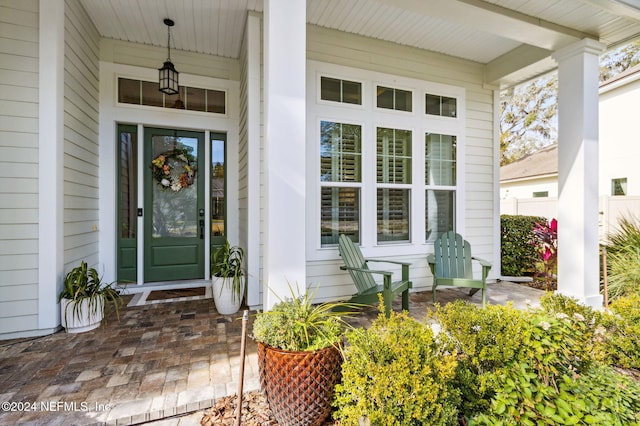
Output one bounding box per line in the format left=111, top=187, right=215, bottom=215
left=320, top=121, right=362, bottom=245
left=377, top=86, right=412, bottom=112
left=310, top=62, right=463, bottom=252
left=612, top=178, right=627, bottom=196
left=426, top=93, right=457, bottom=117
left=320, top=77, right=362, bottom=105
left=425, top=133, right=456, bottom=241
left=377, top=127, right=412, bottom=243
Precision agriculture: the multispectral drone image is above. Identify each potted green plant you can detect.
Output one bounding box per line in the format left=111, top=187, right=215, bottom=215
left=211, top=241, right=245, bottom=315
left=58, top=261, right=123, bottom=333
left=252, top=285, right=357, bottom=426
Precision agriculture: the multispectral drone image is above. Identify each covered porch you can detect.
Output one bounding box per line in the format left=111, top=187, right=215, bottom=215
left=3, top=0, right=640, bottom=339
left=0, top=282, right=544, bottom=425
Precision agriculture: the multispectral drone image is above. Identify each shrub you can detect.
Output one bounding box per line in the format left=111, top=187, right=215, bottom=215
left=435, top=301, right=526, bottom=372
left=538, top=292, right=601, bottom=326
left=538, top=292, right=608, bottom=364
left=334, top=307, right=459, bottom=426
left=501, top=215, right=546, bottom=276
left=539, top=292, right=640, bottom=371
left=435, top=300, right=640, bottom=424
left=605, top=215, right=640, bottom=300
left=434, top=301, right=529, bottom=415
left=599, top=293, right=640, bottom=369
left=474, top=363, right=640, bottom=426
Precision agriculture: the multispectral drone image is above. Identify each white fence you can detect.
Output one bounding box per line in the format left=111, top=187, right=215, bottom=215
left=501, top=195, right=640, bottom=242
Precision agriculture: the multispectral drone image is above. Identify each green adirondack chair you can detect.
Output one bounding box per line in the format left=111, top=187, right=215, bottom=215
left=427, top=231, right=492, bottom=308
left=338, top=234, right=412, bottom=317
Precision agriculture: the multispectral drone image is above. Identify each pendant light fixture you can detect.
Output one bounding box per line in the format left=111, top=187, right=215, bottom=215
left=158, top=18, right=179, bottom=95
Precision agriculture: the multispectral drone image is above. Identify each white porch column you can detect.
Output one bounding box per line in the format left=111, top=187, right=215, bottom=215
left=38, top=0, right=65, bottom=328
left=263, top=0, right=307, bottom=309
left=553, top=39, right=605, bottom=308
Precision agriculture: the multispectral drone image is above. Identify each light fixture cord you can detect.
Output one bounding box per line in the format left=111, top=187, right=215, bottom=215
left=167, top=25, right=171, bottom=61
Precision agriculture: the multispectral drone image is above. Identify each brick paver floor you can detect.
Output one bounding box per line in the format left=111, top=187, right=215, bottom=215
left=0, top=281, right=544, bottom=425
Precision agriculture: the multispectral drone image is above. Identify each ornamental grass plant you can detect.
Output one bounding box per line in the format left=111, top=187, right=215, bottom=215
left=252, top=284, right=357, bottom=352
left=604, top=215, right=640, bottom=301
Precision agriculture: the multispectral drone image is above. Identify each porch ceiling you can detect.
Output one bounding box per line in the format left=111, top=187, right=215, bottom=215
left=79, top=0, right=640, bottom=88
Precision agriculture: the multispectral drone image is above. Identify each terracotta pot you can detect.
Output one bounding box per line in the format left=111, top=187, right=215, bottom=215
left=257, top=342, right=342, bottom=426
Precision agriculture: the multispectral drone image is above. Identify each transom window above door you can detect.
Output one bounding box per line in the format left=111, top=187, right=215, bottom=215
left=118, top=78, right=226, bottom=114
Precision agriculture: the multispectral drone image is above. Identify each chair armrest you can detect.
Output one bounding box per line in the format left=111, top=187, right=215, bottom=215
left=426, top=254, right=436, bottom=265
left=472, top=256, right=492, bottom=268
left=365, top=258, right=412, bottom=267
left=340, top=265, right=392, bottom=277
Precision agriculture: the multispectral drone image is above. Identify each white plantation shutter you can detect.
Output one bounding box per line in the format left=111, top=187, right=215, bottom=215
left=376, top=128, right=412, bottom=242
left=320, top=122, right=362, bottom=245
left=425, top=133, right=456, bottom=240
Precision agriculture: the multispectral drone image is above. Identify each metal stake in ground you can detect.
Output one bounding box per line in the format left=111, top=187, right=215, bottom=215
left=235, top=310, right=249, bottom=426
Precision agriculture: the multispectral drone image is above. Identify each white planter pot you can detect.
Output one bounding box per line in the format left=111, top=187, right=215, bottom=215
left=60, top=297, right=104, bottom=333
left=212, top=276, right=245, bottom=315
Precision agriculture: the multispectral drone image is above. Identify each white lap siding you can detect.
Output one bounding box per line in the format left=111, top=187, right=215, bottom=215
left=63, top=0, right=100, bottom=270
left=0, top=0, right=40, bottom=335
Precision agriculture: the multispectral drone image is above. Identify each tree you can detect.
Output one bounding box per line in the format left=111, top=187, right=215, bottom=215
left=600, top=40, right=640, bottom=82
left=500, top=40, right=640, bottom=165
left=500, top=75, right=557, bottom=165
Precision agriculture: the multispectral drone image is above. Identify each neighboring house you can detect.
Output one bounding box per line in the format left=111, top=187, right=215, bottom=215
left=599, top=63, right=640, bottom=197
left=500, top=143, right=559, bottom=199
left=501, top=64, right=640, bottom=232
left=2, top=0, right=639, bottom=339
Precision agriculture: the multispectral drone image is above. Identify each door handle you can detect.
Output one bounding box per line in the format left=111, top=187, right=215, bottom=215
left=199, top=219, right=204, bottom=239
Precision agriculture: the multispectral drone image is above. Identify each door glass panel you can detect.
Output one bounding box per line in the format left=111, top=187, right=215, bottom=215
left=151, top=136, right=199, bottom=238
left=211, top=137, right=225, bottom=241
left=117, top=125, right=137, bottom=282
left=119, top=130, right=137, bottom=239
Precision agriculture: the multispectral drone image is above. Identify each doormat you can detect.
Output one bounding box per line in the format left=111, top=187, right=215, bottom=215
left=148, top=287, right=206, bottom=301
left=127, top=286, right=212, bottom=307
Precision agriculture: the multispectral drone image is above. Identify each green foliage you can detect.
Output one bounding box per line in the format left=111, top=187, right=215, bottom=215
left=539, top=292, right=601, bottom=326
left=599, top=293, right=640, bottom=369
left=211, top=241, right=245, bottom=302
left=58, top=261, right=124, bottom=325
left=435, top=301, right=527, bottom=372
left=474, top=363, right=640, bottom=426
left=605, top=215, right=640, bottom=300
left=501, top=215, right=546, bottom=276
left=252, top=285, right=355, bottom=352
left=334, top=306, right=459, bottom=425
left=540, top=292, right=640, bottom=371
left=435, top=299, right=640, bottom=424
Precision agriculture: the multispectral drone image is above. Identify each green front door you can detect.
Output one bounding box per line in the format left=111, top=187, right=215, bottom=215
left=144, top=128, right=205, bottom=282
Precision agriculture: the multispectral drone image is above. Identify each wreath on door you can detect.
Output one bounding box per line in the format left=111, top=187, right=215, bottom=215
left=151, top=149, right=196, bottom=192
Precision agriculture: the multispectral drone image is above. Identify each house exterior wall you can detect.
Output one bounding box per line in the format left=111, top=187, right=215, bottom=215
left=63, top=0, right=100, bottom=271
left=500, top=175, right=558, bottom=199
left=599, top=73, right=640, bottom=197
left=304, top=26, right=497, bottom=302
left=238, top=12, right=262, bottom=308
left=0, top=0, right=40, bottom=335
